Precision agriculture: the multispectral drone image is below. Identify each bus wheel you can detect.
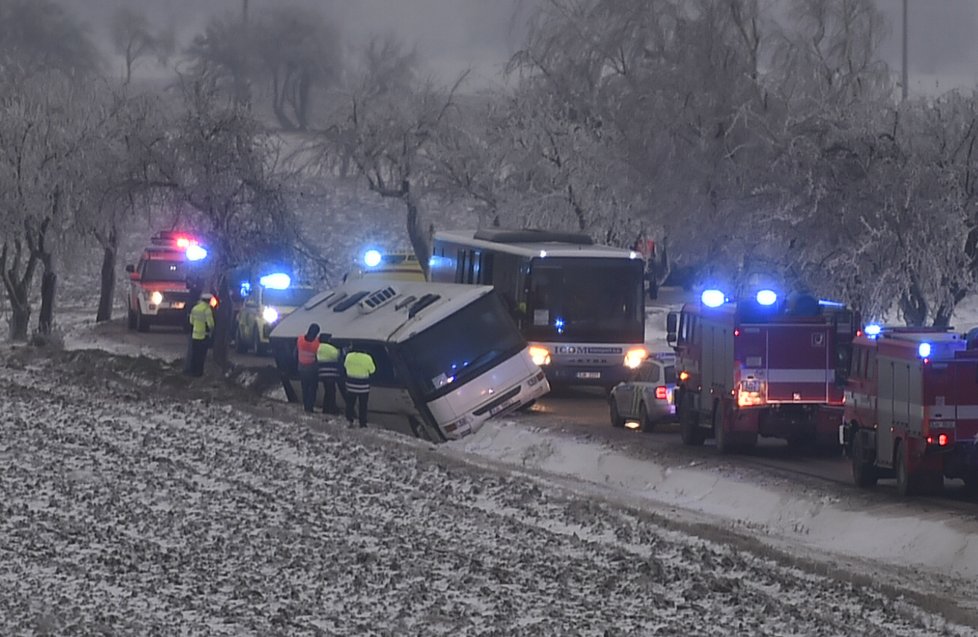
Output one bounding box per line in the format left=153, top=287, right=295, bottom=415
left=895, top=441, right=918, bottom=497
left=679, top=394, right=705, bottom=446
left=850, top=428, right=878, bottom=488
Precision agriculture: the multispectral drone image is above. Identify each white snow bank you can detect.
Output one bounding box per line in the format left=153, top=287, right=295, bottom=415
left=450, top=421, right=978, bottom=583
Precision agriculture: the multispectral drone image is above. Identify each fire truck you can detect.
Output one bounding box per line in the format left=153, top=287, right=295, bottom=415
left=667, top=290, right=857, bottom=453
left=125, top=231, right=213, bottom=332
left=841, top=326, right=978, bottom=496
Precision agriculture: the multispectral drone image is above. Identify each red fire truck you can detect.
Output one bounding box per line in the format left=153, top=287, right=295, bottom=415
left=667, top=290, right=857, bottom=453
left=842, top=326, right=978, bottom=496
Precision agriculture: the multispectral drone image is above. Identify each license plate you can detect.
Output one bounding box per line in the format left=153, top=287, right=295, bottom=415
left=742, top=380, right=761, bottom=392
left=490, top=399, right=518, bottom=416
left=576, top=371, right=601, bottom=379
left=173, top=302, right=186, bottom=310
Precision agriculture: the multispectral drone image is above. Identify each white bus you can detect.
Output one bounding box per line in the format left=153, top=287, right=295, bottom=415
left=430, top=229, right=647, bottom=390
left=269, top=279, right=550, bottom=441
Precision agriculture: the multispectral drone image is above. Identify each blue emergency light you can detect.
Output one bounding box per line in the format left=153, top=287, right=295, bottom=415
left=755, top=289, right=778, bottom=306
left=363, top=249, right=383, bottom=268
left=701, top=289, right=726, bottom=308
left=186, top=244, right=207, bottom=261
left=260, top=273, right=291, bottom=290
left=918, top=342, right=932, bottom=358
left=864, top=324, right=882, bottom=338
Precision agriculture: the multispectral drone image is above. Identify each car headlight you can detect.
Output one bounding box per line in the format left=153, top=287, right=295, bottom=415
left=262, top=306, right=280, bottom=323
left=150, top=291, right=163, bottom=305
left=528, top=345, right=551, bottom=366
left=624, top=347, right=648, bottom=369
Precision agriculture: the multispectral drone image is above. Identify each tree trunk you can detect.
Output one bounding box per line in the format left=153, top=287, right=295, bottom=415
left=96, top=241, right=118, bottom=323
left=405, top=192, right=431, bottom=278
left=9, top=301, right=30, bottom=341
left=38, top=269, right=57, bottom=335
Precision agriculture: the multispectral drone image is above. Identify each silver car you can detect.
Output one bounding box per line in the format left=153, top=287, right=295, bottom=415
left=609, top=355, right=678, bottom=431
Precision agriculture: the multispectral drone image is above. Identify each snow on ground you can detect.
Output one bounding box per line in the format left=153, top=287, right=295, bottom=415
left=0, top=348, right=969, bottom=636
left=449, top=420, right=978, bottom=592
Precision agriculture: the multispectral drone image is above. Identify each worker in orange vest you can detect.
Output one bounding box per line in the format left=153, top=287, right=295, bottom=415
left=296, top=323, right=321, bottom=413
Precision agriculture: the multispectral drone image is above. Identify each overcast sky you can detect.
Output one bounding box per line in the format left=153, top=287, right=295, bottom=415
left=72, top=0, right=978, bottom=94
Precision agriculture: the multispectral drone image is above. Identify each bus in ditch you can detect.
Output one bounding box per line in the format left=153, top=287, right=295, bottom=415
left=269, top=279, right=550, bottom=441
left=430, top=229, right=647, bottom=390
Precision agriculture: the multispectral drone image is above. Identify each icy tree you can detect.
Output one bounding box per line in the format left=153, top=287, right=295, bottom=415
left=319, top=37, right=465, bottom=275
left=147, top=76, right=298, bottom=366
left=110, top=6, right=175, bottom=85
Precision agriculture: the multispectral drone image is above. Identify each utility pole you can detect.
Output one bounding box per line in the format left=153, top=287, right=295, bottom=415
left=901, top=0, right=908, bottom=100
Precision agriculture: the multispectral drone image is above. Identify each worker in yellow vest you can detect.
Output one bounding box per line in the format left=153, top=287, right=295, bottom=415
left=316, top=333, right=342, bottom=415
left=343, top=343, right=376, bottom=428
left=186, top=293, right=215, bottom=377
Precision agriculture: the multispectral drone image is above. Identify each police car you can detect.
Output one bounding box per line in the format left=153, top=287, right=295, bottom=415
left=235, top=272, right=317, bottom=355
left=125, top=232, right=211, bottom=332
left=608, top=352, right=678, bottom=431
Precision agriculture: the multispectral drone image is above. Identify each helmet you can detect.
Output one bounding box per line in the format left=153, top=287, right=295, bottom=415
left=200, top=293, right=213, bottom=301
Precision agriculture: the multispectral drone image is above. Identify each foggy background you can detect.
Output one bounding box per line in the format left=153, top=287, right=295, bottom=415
left=69, top=0, right=978, bottom=94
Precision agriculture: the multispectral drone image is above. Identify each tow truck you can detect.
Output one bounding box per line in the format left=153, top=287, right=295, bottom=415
left=235, top=271, right=318, bottom=355
left=668, top=289, right=857, bottom=453
left=125, top=231, right=212, bottom=332
left=842, top=325, right=978, bottom=496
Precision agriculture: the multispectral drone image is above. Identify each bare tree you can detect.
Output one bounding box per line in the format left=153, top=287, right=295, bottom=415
left=110, top=6, right=174, bottom=85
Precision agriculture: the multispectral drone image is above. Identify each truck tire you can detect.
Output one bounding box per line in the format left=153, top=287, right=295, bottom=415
left=136, top=310, right=150, bottom=333
left=254, top=326, right=268, bottom=355
left=235, top=325, right=249, bottom=354
left=639, top=402, right=655, bottom=433
left=713, top=399, right=734, bottom=455
left=610, top=400, right=625, bottom=428
left=850, top=428, right=878, bottom=488
left=895, top=441, right=918, bottom=497
left=679, top=393, right=705, bottom=446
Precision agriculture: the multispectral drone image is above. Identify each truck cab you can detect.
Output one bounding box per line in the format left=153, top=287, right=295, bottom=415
left=843, top=326, right=978, bottom=496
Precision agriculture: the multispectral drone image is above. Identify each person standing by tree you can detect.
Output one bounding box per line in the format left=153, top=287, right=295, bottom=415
left=343, top=343, right=376, bottom=428
left=186, top=293, right=215, bottom=377
left=316, top=332, right=342, bottom=415
left=296, top=323, right=321, bottom=412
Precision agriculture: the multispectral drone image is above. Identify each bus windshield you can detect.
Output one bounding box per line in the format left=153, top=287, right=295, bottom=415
left=526, top=257, right=644, bottom=343
left=399, top=293, right=526, bottom=400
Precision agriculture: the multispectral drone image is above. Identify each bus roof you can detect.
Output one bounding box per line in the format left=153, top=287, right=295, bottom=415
left=435, top=230, right=640, bottom=260
left=270, top=279, right=494, bottom=343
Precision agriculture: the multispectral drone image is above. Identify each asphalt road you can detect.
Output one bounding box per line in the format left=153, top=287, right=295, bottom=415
left=518, top=387, right=978, bottom=508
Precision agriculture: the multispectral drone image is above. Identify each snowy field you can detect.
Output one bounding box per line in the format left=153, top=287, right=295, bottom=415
left=0, top=347, right=972, bottom=635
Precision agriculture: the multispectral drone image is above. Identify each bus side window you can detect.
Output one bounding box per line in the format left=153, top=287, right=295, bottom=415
left=468, top=250, right=478, bottom=283
left=349, top=341, right=399, bottom=386
left=479, top=253, right=493, bottom=284
left=455, top=250, right=467, bottom=283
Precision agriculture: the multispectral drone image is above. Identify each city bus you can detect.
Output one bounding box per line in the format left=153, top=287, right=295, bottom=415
left=430, top=229, right=647, bottom=389
left=269, top=279, right=550, bottom=441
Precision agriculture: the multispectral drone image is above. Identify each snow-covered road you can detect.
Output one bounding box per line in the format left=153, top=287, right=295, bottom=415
left=0, top=348, right=970, bottom=635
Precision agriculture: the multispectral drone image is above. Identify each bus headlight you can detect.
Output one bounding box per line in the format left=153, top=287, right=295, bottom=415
left=624, top=347, right=648, bottom=369
left=528, top=346, right=551, bottom=366
left=262, top=306, right=280, bottom=323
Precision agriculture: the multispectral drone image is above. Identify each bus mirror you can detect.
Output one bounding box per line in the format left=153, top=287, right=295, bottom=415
left=666, top=312, right=678, bottom=344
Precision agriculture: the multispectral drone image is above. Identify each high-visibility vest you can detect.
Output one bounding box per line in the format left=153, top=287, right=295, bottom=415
left=344, top=351, right=376, bottom=380
left=296, top=336, right=319, bottom=368
left=189, top=301, right=214, bottom=341
left=316, top=342, right=340, bottom=363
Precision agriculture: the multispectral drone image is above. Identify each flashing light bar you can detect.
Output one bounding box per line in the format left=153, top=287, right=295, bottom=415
left=755, top=289, right=778, bottom=306
left=363, top=249, right=383, bottom=268
left=259, top=273, right=291, bottom=290
left=819, top=299, right=846, bottom=308
left=918, top=342, right=932, bottom=358
left=864, top=324, right=882, bottom=338
left=185, top=244, right=208, bottom=261
left=701, top=289, right=726, bottom=308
